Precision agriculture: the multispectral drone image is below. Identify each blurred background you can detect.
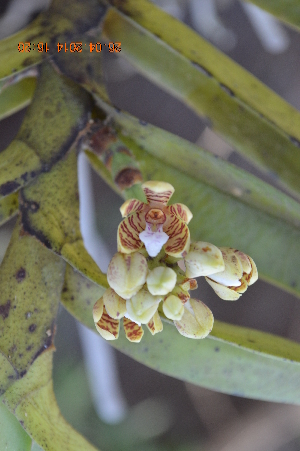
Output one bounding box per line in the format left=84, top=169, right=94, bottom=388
left=1, top=0, right=300, bottom=450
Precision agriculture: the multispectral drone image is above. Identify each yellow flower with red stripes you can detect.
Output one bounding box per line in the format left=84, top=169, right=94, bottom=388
left=118, top=181, right=192, bottom=258
left=93, top=181, right=258, bottom=343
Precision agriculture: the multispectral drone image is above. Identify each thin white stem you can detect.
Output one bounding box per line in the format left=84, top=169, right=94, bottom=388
left=77, top=151, right=127, bottom=423
left=241, top=2, right=289, bottom=54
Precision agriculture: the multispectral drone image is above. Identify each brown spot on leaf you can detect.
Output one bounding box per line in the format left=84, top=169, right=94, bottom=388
left=29, top=201, right=40, bottom=212
left=0, top=300, right=11, bottom=319
left=16, top=267, right=26, bottom=282
left=115, top=168, right=143, bottom=190
left=28, top=324, right=37, bottom=333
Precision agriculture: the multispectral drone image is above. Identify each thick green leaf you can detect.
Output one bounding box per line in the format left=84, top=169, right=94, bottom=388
left=97, top=102, right=300, bottom=229
left=31, top=442, right=44, bottom=451
left=61, top=263, right=107, bottom=328
left=0, top=76, right=37, bottom=121
left=112, top=322, right=300, bottom=404
left=0, top=219, right=65, bottom=393
left=0, top=401, right=32, bottom=451
left=3, top=349, right=99, bottom=451
left=244, top=0, right=300, bottom=30
left=0, top=220, right=100, bottom=450
left=103, top=2, right=300, bottom=198
left=20, top=147, right=108, bottom=288
left=88, top=105, right=300, bottom=298
left=0, top=0, right=109, bottom=104
left=0, top=0, right=108, bottom=83
left=0, top=192, right=18, bottom=226
left=0, top=19, right=44, bottom=83
left=60, top=265, right=300, bottom=404
left=0, top=63, right=90, bottom=199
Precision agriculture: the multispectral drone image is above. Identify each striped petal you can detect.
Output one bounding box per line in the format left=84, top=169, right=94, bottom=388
left=95, top=306, right=120, bottom=340
left=117, top=212, right=145, bottom=253
left=120, top=198, right=145, bottom=217
left=123, top=317, right=144, bottom=342
left=247, top=256, right=258, bottom=285
left=178, top=278, right=198, bottom=291
left=225, top=250, right=258, bottom=286
left=147, top=311, right=163, bottom=335
left=142, top=181, right=174, bottom=205
left=103, top=287, right=127, bottom=319
left=167, top=203, right=193, bottom=224
left=174, top=300, right=214, bottom=339
left=164, top=216, right=190, bottom=258
left=205, top=277, right=241, bottom=300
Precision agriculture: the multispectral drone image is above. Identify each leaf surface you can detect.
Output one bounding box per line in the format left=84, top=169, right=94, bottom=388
left=0, top=220, right=64, bottom=393
left=0, top=401, right=32, bottom=451
left=60, top=265, right=300, bottom=404
left=61, top=263, right=106, bottom=329
left=0, top=221, right=100, bottom=450
left=103, top=2, right=300, bottom=198
left=0, top=63, right=90, bottom=199
left=20, top=147, right=107, bottom=287
left=0, top=192, right=19, bottom=226
left=0, top=76, right=37, bottom=121
left=243, top=0, right=300, bottom=29
left=87, top=105, right=300, bottom=298
left=3, top=351, right=99, bottom=451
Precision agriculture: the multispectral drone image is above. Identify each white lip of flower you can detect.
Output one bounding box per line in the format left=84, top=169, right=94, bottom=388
left=139, top=222, right=169, bottom=257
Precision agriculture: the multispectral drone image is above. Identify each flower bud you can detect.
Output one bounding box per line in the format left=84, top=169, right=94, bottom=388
left=205, top=248, right=258, bottom=300
left=184, top=242, right=225, bottom=278
left=147, top=266, right=177, bottom=295
left=103, top=288, right=127, bottom=319
left=126, top=289, right=161, bottom=324
left=163, top=294, right=184, bottom=320
left=174, top=299, right=214, bottom=339
left=107, top=252, right=148, bottom=299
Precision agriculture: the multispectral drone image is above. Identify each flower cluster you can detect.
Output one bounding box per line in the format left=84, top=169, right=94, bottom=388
left=93, top=181, right=258, bottom=342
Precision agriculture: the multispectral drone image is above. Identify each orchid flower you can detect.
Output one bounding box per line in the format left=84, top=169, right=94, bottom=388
left=93, top=181, right=258, bottom=342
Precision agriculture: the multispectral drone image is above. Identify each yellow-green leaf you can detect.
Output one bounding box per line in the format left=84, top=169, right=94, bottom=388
left=60, top=265, right=300, bottom=404
left=244, top=0, right=300, bottom=30
left=103, top=2, right=300, bottom=198
left=3, top=348, right=99, bottom=451
left=87, top=105, right=300, bottom=298
left=0, top=76, right=37, bottom=121
left=61, top=263, right=107, bottom=329
left=0, top=63, right=90, bottom=199
left=20, top=147, right=107, bottom=287
left=0, top=219, right=65, bottom=392
left=0, top=401, right=32, bottom=451
left=0, top=192, right=18, bottom=226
